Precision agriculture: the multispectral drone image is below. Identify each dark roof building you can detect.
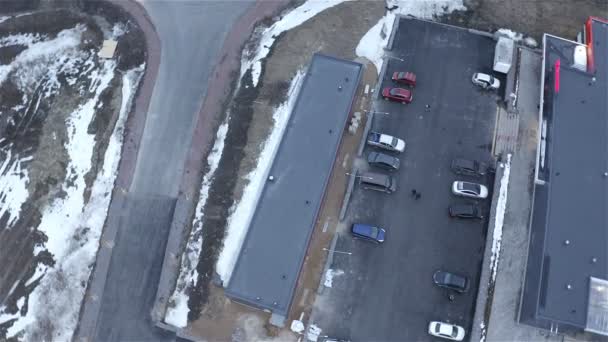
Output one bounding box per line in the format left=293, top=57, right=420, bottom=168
left=520, top=17, right=608, bottom=336
left=225, top=54, right=362, bottom=324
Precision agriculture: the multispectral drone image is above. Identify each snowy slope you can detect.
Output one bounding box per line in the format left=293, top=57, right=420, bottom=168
left=0, top=23, right=144, bottom=341
left=165, top=0, right=349, bottom=329
left=241, top=0, right=349, bottom=87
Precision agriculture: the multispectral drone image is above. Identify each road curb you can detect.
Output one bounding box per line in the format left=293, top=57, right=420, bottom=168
left=338, top=168, right=358, bottom=222
left=151, top=196, right=195, bottom=323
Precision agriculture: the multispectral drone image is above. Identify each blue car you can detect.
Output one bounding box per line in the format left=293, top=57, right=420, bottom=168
left=351, top=223, right=386, bottom=243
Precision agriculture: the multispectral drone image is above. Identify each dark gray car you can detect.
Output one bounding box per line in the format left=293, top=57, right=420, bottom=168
left=367, top=152, right=400, bottom=171
left=451, top=158, right=485, bottom=177
left=359, top=171, right=398, bottom=193
left=433, top=270, right=469, bottom=293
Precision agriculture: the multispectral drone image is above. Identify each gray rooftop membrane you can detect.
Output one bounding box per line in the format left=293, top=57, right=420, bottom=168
left=522, top=19, right=608, bottom=332
left=225, top=54, right=362, bottom=316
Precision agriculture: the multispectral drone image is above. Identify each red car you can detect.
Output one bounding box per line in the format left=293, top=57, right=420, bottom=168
left=391, top=71, right=416, bottom=87
left=382, top=87, right=413, bottom=104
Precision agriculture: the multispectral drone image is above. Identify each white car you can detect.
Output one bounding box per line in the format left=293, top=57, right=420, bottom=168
left=472, top=72, right=500, bottom=90
left=428, top=321, right=466, bottom=341
left=452, top=181, right=488, bottom=199
left=367, top=132, right=406, bottom=153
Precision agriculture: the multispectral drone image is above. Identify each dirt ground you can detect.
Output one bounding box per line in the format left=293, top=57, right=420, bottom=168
left=0, top=1, right=145, bottom=338
left=444, top=0, right=608, bottom=41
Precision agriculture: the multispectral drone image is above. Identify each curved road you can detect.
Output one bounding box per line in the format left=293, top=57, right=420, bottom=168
left=77, top=1, right=288, bottom=341
left=131, top=0, right=255, bottom=195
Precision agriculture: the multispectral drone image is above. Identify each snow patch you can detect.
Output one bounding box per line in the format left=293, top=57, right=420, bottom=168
left=164, top=119, right=230, bottom=328
left=216, top=70, right=305, bottom=285
left=0, top=33, right=44, bottom=48
left=0, top=25, right=85, bottom=87
left=323, top=269, right=344, bottom=288
left=0, top=149, right=30, bottom=229
left=241, top=0, right=348, bottom=87
left=356, top=0, right=466, bottom=73
left=489, top=154, right=511, bottom=284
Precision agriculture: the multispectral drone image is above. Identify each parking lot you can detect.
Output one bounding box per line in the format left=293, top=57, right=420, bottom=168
left=313, top=19, right=500, bottom=341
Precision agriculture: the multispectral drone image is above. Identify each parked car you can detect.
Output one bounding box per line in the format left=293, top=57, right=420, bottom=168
left=451, top=158, right=486, bottom=177
left=433, top=270, right=469, bottom=293
left=382, top=87, right=413, bottom=104
left=472, top=72, right=500, bottom=90
left=448, top=204, right=483, bottom=219
left=428, top=321, right=466, bottom=341
left=360, top=171, right=397, bottom=193
left=367, top=131, right=406, bottom=153
left=351, top=223, right=386, bottom=243
left=452, top=181, right=488, bottom=199
left=391, top=71, right=416, bottom=87
left=367, top=152, right=400, bottom=171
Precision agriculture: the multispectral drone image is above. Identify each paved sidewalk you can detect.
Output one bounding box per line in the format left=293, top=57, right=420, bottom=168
left=472, top=48, right=563, bottom=342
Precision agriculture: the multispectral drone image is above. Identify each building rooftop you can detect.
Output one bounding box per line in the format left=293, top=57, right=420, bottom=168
left=225, top=54, right=362, bottom=318
left=522, top=17, right=608, bottom=335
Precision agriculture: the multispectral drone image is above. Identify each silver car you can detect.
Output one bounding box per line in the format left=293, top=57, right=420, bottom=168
left=472, top=72, right=500, bottom=90
left=452, top=181, right=488, bottom=199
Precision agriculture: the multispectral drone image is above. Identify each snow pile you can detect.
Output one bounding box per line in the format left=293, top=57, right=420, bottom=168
left=241, top=0, right=348, bottom=87
left=479, top=321, right=486, bottom=342
left=0, top=22, right=144, bottom=338
left=489, top=154, right=511, bottom=284
left=356, top=0, right=466, bottom=73
left=323, top=268, right=344, bottom=288
left=164, top=119, right=230, bottom=328
left=495, top=28, right=538, bottom=48
left=216, top=70, right=305, bottom=285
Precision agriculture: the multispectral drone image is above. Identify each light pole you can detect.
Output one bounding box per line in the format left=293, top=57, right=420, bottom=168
left=345, top=172, right=372, bottom=180
left=384, top=55, right=404, bottom=62
left=323, top=247, right=352, bottom=255
left=364, top=109, right=390, bottom=116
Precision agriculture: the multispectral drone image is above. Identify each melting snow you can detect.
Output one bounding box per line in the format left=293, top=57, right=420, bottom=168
left=241, top=0, right=348, bottom=87
left=323, top=268, right=344, bottom=288
left=496, top=28, right=538, bottom=48
left=356, top=0, right=466, bottom=73
left=216, top=70, right=305, bottom=285
left=0, top=23, right=144, bottom=337
left=489, top=154, right=511, bottom=284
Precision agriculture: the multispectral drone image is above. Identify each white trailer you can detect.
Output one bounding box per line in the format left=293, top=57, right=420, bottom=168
left=493, top=37, right=514, bottom=74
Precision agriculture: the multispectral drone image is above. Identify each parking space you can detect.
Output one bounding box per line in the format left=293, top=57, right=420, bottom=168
left=313, top=19, right=500, bottom=341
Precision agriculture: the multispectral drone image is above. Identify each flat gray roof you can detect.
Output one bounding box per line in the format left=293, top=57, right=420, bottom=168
left=225, top=54, right=362, bottom=316
left=523, top=19, right=608, bottom=332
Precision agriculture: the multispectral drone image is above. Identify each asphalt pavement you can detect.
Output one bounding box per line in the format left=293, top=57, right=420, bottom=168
left=131, top=0, right=255, bottom=196
left=82, top=1, right=256, bottom=340
left=312, top=18, right=499, bottom=341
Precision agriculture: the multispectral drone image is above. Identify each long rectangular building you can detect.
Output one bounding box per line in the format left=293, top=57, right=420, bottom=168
left=225, top=54, right=362, bottom=323
left=520, top=17, right=608, bottom=336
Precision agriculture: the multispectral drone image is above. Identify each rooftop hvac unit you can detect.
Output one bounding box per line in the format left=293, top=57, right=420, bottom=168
left=573, top=45, right=587, bottom=72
